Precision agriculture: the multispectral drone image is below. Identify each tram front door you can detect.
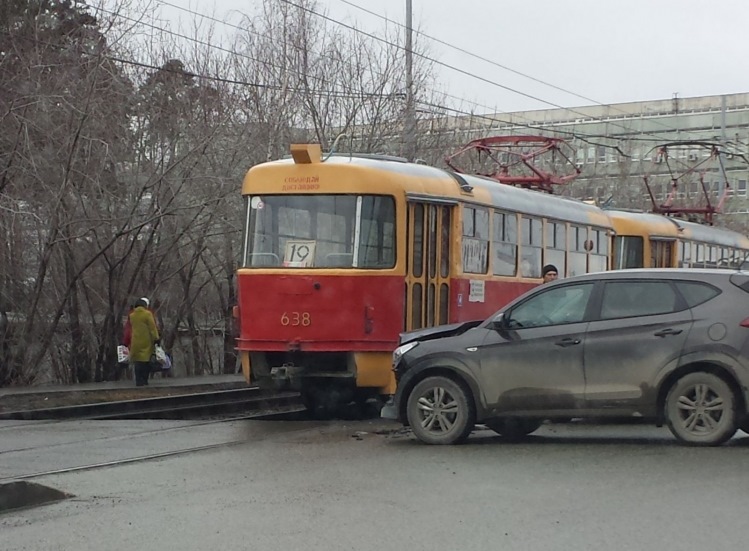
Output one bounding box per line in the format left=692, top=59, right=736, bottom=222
left=650, top=238, right=675, bottom=267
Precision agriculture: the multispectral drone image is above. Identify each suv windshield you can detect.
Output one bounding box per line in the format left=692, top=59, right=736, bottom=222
left=242, top=194, right=395, bottom=269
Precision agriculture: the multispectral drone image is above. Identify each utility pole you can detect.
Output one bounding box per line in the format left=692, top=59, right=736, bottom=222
left=404, top=0, right=415, bottom=161
left=719, top=94, right=727, bottom=197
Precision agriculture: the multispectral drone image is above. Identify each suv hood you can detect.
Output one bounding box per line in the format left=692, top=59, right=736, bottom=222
left=399, top=320, right=484, bottom=346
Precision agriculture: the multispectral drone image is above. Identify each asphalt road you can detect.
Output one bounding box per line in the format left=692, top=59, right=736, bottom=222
left=2, top=419, right=749, bottom=551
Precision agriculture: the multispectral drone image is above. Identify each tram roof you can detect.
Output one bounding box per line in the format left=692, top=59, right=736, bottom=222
left=605, top=209, right=681, bottom=235
left=674, top=218, right=749, bottom=248
left=606, top=209, right=749, bottom=248
left=248, top=155, right=611, bottom=228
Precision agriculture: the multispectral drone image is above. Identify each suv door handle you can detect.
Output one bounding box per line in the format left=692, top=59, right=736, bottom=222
left=653, top=328, right=683, bottom=337
left=555, top=337, right=581, bottom=347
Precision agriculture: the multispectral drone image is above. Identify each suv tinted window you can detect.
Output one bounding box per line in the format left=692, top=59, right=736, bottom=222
left=508, top=283, right=593, bottom=328
left=600, top=281, right=679, bottom=319
left=675, top=281, right=721, bottom=307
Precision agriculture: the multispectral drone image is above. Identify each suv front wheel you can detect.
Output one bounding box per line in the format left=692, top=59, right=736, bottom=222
left=665, top=372, right=738, bottom=446
left=406, top=376, right=475, bottom=445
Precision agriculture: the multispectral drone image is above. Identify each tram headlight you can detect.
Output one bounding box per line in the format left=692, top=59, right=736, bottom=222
left=392, top=341, right=419, bottom=368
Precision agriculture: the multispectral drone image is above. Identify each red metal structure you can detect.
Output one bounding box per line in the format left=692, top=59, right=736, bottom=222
left=444, top=135, right=581, bottom=193
left=643, top=141, right=734, bottom=225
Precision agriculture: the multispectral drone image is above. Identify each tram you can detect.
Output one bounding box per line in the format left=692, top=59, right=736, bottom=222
left=607, top=209, right=749, bottom=269
left=235, top=144, right=749, bottom=412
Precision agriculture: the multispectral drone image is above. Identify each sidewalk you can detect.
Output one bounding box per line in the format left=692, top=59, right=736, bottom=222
left=0, top=374, right=247, bottom=396
left=0, top=374, right=249, bottom=413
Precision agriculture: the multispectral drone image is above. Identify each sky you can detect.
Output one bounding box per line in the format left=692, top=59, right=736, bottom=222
left=151, top=0, right=749, bottom=115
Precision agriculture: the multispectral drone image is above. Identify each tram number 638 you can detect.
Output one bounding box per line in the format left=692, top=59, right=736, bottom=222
left=281, top=312, right=311, bottom=326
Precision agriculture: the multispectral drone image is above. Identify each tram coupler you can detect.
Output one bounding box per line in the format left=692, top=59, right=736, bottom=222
left=269, top=364, right=303, bottom=390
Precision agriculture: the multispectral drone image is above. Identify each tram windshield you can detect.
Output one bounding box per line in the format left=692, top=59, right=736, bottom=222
left=612, top=236, right=644, bottom=269
left=242, top=194, right=396, bottom=269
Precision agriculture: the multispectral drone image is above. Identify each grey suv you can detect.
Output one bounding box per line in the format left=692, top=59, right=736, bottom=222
left=382, top=269, right=749, bottom=446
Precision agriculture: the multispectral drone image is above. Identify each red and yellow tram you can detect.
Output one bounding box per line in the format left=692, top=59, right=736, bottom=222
left=235, top=145, right=749, bottom=411
left=235, top=144, right=619, bottom=411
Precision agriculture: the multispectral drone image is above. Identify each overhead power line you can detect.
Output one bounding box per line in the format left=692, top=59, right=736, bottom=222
left=59, top=2, right=703, bottom=147
left=149, top=0, right=551, bottom=129
left=334, top=0, right=681, bottom=135
left=153, top=0, right=683, bottom=141
left=0, top=28, right=403, bottom=100
left=273, top=0, right=684, bottom=140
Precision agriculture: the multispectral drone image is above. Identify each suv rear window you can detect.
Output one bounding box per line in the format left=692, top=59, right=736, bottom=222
left=675, top=281, right=721, bottom=308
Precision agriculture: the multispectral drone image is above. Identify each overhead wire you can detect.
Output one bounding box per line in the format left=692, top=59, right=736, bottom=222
left=149, top=0, right=688, bottom=148
left=137, top=0, right=576, bottom=132
left=71, top=2, right=406, bottom=99
left=151, top=0, right=549, bottom=129
left=272, top=0, right=682, bottom=141
left=333, top=0, right=681, bottom=134
left=70, top=2, right=725, bottom=150
left=88, top=3, right=352, bottom=95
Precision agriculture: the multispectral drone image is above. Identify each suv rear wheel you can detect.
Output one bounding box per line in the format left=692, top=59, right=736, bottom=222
left=665, top=372, right=738, bottom=446
left=406, top=376, right=475, bottom=445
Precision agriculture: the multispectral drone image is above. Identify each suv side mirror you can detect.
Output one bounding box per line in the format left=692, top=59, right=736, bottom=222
left=489, top=312, right=507, bottom=331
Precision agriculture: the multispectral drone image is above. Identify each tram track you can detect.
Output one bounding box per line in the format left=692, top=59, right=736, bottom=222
left=0, top=407, right=315, bottom=482
left=0, top=406, right=307, bottom=456
left=0, top=387, right=301, bottom=422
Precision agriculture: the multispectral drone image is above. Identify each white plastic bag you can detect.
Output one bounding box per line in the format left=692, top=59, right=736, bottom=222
left=117, top=345, right=129, bottom=363
left=154, top=344, right=167, bottom=364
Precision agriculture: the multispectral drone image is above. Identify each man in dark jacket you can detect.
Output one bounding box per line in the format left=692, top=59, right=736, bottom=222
left=129, top=297, right=160, bottom=386
left=542, top=264, right=559, bottom=284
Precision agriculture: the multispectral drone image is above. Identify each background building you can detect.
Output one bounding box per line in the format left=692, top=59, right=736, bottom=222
left=429, top=92, right=749, bottom=233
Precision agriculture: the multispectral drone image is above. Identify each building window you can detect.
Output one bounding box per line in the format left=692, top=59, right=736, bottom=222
left=738, top=180, right=747, bottom=196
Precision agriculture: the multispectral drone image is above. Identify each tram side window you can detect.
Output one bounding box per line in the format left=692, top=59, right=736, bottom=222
left=359, top=196, right=395, bottom=268
left=520, top=216, right=542, bottom=278
left=695, top=244, right=705, bottom=268
left=569, top=225, right=588, bottom=276
left=462, top=206, right=489, bottom=274
left=717, top=248, right=732, bottom=268
left=722, top=248, right=743, bottom=269
left=678, top=240, right=692, bottom=267
left=492, top=211, right=517, bottom=276
left=544, top=220, right=566, bottom=277
left=589, top=228, right=608, bottom=272
left=705, top=246, right=718, bottom=269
